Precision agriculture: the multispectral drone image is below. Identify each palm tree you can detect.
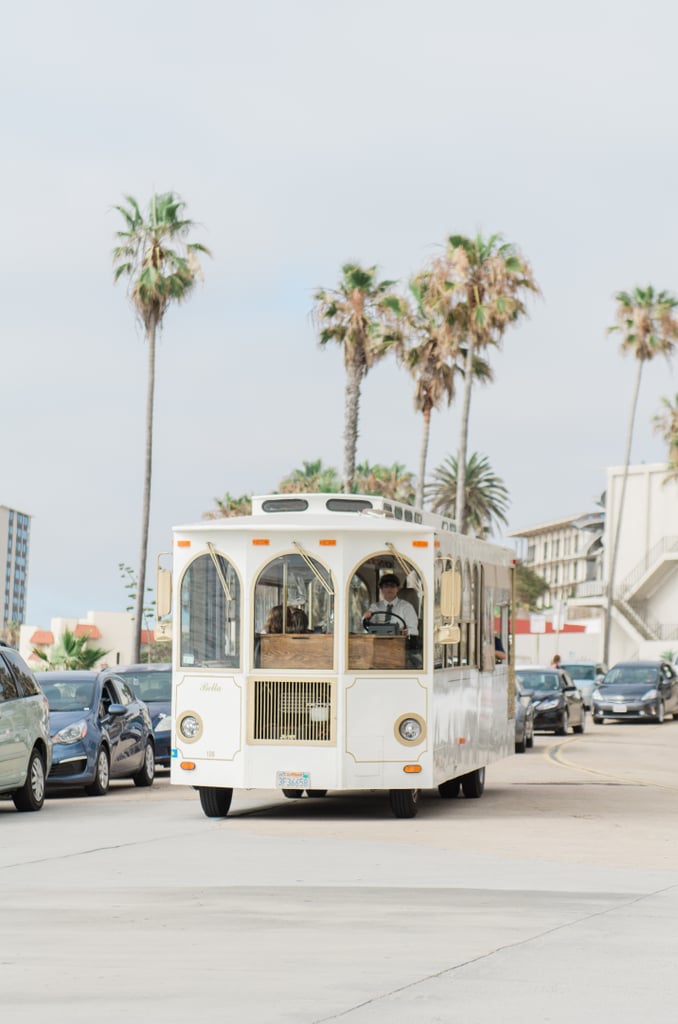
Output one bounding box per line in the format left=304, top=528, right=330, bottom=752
left=33, top=628, right=109, bottom=670
left=429, top=234, right=537, bottom=533
left=426, top=452, right=510, bottom=539
left=653, top=393, right=678, bottom=482
left=278, top=459, right=342, bottom=493
left=353, top=461, right=416, bottom=504
left=204, top=493, right=253, bottom=519
left=312, top=263, right=398, bottom=493
left=604, top=286, right=678, bottom=666
left=113, top=192, right=210, bottom=661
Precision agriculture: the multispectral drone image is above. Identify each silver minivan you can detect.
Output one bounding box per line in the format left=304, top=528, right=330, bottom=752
left=0, top=643, right=52, bottom=811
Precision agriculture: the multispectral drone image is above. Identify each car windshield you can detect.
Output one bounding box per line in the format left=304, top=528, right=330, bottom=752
left=115, top=670, right=171, bottom=702
left=562, top=665, right=595, bottom=681
left=604, top=667, right=658, bottom=686
left=41, top=680, right=96, bottom=711
left=516, top=672, right=560, bottom=692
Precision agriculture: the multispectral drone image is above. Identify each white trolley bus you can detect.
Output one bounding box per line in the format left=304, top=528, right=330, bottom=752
left=162, top=493, right=515, bottom=818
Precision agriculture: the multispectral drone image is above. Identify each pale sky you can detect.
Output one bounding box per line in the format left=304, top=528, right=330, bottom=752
left=2, top=0, right=677, bottom=626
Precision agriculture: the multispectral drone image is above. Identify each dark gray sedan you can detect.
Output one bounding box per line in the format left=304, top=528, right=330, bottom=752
left=592, top=660, right=678, bottom=724
left=516, top=667, right=586, bottom=736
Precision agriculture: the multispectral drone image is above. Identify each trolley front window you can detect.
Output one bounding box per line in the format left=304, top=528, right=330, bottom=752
left=180, top=553, right=241, bottom=668
left=254, top=552, right=335, bottom=670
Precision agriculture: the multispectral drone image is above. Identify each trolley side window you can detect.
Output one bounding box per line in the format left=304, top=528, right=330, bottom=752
left=180, top=553, right=241, bottom=668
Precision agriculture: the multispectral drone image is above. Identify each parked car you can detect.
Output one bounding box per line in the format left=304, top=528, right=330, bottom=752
left=559, top=661, right=605, bottom=710
left=591, top=660, right=678, bottom=724
left=36, top=670, right=155, bottom=795
left=0, top=643, right=52, bottom=811
left=515, top=666, right=586, bottom=735
left=514, top=680, right=535, bottom=753
left=103, top=664, right=171, bottom=768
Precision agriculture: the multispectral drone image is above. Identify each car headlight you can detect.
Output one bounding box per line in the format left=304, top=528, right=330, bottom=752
left=538, top=699, right=560, bottom=711
left=154, top=713, right=171, bottom=733
left=642, top=689, right=658, bottom=700
left=53, top=720, right=88, bottom=744
left=399, top=717, right=423, bottom=742
left=178, top=713, right=202, bottom=741
left=592, top=689, right=602, bottom=701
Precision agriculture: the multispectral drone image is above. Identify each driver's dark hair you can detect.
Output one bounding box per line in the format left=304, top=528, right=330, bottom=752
left=379, top=573, right=400, bottom=588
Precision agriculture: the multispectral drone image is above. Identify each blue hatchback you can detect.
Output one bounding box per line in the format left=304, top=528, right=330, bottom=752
left=36, top=670, right=155, bottom=795
left=104, top=664, right=172, bottom=768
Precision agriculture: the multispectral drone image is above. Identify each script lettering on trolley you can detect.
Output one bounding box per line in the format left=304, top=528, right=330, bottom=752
left=200, top=682, right=222, bottom=692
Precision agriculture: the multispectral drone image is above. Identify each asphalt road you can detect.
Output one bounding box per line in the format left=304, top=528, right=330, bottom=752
left=2, top=718, right=678, bottom=1023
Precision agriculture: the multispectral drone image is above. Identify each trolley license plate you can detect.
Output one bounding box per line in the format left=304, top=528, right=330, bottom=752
left=276, top=771, right=310, bottom=789
left=612, top=704, right=627, bottom=713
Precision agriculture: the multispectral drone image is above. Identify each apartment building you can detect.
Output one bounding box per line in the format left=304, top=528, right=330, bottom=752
left=0, top=505, right=31, bottom=628
left=509, top=510, right=604, bottom=613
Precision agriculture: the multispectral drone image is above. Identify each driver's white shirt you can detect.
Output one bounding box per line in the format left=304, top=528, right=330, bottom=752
left=368, top=596, right=418, bottom=635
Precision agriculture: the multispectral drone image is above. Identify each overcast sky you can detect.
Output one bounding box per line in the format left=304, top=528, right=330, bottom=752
left=2, top=0, right=677, bottom=626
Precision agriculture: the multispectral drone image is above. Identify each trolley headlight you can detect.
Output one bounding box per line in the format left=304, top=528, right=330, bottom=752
left=178, top=713, right=202, bottom=741
left=399, top=718, right=422, bottom=742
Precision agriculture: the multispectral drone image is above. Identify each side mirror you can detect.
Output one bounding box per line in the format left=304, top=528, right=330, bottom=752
left=107, top=703, right=126, bottom=717
left=440, top=569, right=461, bottom=618
left=156, top=566, right=172, bottom=619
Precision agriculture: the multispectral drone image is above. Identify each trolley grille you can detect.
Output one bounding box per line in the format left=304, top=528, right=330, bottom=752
left=250, top=678, right=335, bottom=744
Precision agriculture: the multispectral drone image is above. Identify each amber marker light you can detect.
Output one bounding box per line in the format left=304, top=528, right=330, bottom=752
left=412, top=540, right=428, bottom=548
left=319, top=539, right=336, bottom=546
left=403, top=765, right=422, bottom=773
left=180, top=761, right=196, bottom=770
left=177, top=540, right=190, bottom=548
left=252, top=539, right=270, bottom=546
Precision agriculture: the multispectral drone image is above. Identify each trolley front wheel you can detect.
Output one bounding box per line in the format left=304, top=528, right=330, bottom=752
left=389, top=788, right=420, bottom=818
left=199, top=786, right=233, bottom=817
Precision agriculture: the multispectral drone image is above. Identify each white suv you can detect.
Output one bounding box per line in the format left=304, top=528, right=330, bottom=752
left=0, top=643, right=52, bottom=811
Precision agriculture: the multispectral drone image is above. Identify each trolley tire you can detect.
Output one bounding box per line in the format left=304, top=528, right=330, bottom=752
left=199, top=786, right=233, bottom=817
left=305, top=789, right=327, bottom=798
left=461, top=767, right=485, bottom=799
left=12, top=747, right=46, bottom=812
left=85, top=747, right=110, bottom=796
left=438, top=778, right=461, bottom=799
left=389, top=789, right=420, bottom=818
left=282, top=789, right=304, bottom=798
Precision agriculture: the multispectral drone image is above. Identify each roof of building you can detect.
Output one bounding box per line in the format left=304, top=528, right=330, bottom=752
left=74, top=623, right=102, bottom=639
left=30, top=630, right=54, bottom=645
left=508, top=513, right=596, bottom=538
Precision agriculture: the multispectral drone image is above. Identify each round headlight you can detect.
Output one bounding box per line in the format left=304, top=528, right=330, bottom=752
left=399, top=717, right=423, bottom=742
left=179, top=714, right=201, bottom=739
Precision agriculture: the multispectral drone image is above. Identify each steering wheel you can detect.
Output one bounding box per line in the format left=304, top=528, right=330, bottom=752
left=363, top=610, right=407, bottom=634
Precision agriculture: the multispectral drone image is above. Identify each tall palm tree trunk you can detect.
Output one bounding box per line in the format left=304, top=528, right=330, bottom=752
left=343, top=362, right=362, bottom=493
left=416, top=405, right=432, bottom=509
left=134, top=317, right=157, bottom=662
left=455, top=335, right=475, bottom=533
left=603, top=360, right=643, bottom=667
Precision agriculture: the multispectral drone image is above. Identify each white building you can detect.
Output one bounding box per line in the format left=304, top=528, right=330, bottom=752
left=510, top=462, right=678, bottom=666
left=18, top=611, right=149, bottom=670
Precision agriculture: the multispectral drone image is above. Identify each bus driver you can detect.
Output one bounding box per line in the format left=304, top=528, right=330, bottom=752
left=362, top=574, right=418, bottom=637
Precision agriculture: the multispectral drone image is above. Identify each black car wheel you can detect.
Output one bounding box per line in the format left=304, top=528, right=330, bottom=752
left=133, top=740, right=155, bottom=787
left=655, top=701, right=665, bottom=724
left=438, top=778, right=461, bottom=799
left=573, top=710, right=586, bottom=735
left=85, top=747, right=110, bottom=796
left=199, top=786, right=233, bottom=817
left=526, top=722, right=534, bottom=748
left=555, top=711, right=569, bottom=736
left=12, top=748, right=46, bottom=812
left=593, top=715, right=604, bottom=724
left=515, top=729, right=526, bottom=754
left=461, top=767, right=485, bottom=799
left=389, top=789, right=420, bottom=818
